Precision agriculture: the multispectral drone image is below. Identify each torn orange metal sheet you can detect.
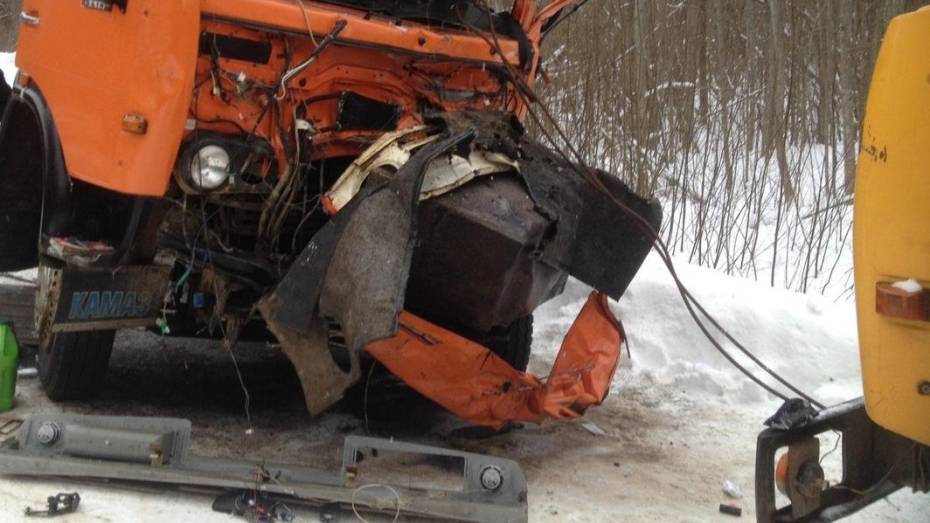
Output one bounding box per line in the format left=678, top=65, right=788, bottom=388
left=366, top=292, right=623, bottom=428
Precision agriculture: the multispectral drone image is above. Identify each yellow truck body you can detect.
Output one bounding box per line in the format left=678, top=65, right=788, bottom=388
left=854, top=6, right=930, bottom=447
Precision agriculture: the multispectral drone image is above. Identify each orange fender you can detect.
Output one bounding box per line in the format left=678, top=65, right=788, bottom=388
left=366, top=292, right=623, bottom=429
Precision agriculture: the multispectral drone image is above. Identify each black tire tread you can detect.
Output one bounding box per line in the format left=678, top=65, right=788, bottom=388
left=485, top=315, right=533, bottom=371
left=38, top=329, right=115, bottom=400
left=0, top=211, right=41, bottom=271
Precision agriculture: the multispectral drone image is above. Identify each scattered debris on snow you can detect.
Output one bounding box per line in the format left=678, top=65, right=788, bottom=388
left=579, top=421, right=607, bottom=436
left=16, top=368, right=37, bottom=379
left=722, top=479, right=743, bottom=499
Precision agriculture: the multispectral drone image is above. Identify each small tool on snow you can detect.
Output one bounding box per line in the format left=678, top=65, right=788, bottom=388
left=719, top=503, right=742, bottom=517
left=212, top=490, right=296, bottom=522
left=24, top=492, right=80, bottom=517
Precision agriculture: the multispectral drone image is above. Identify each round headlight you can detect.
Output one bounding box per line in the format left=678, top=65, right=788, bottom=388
left=190, top=145, right=231, bottom=191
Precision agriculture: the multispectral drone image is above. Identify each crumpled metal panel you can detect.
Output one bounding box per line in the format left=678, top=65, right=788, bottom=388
left=367, top=291, right=622, bottom=429
left=436, top=111, right=662, bottom=301
left=258, top=131, right=476, bottom=414
left=318, top=131, right=477, bottom=353
left=406, top=175, right=567, bottom=331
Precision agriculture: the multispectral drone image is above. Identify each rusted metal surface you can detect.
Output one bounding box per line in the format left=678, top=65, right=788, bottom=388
left=435, top=112, right=662, bottom=302
left=406, top=112, right=660, bottom=332
left=406, top=175, right=567, bottom=331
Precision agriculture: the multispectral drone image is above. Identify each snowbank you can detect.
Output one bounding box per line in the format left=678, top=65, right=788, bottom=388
left=0, top=52, right=16, bottom=82
left=534, top=252, right=862, bottom=408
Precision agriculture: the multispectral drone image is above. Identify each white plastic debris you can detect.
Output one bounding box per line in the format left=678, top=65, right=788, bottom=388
left=892, top=279, right=923, bottom=294
left=580, top=421, right=606, bottom=436
left=722, top=479, right=743, bottom=499
left=16, top=367, right=38, bottom=378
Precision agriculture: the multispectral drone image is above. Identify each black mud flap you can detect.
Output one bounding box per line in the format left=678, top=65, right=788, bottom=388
left=38, top=264, right=172, bottom=333
left=258, top=131, right=476, bottom=415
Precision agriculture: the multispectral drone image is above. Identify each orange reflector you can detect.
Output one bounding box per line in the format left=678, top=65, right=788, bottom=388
left=366, top=292, right=623, bottom=429
left=15, top=72, right=30, bottom=88
left=775, top=453, right=790, bottom=496
left=875, top=281, right=930, bottom=321
left=122, top=113, right=148, bottom=135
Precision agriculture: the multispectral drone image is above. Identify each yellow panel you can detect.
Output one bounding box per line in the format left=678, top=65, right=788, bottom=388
left=854, top=6, right=930, bottom=446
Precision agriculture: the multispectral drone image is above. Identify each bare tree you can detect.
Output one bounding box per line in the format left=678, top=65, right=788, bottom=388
left=538, top=0, right=929, bottom=295
left=0, top=0, right=21, bottom=52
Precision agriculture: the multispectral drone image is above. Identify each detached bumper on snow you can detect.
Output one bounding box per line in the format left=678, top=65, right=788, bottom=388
left=260, top=113, right=660, bottom=422
left=0, top=415, right=529, bottom=522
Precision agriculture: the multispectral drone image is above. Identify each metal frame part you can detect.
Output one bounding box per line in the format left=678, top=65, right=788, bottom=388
left=755, top=398, right=929, bottom=523
left=0, top=415, right=528, bottom=522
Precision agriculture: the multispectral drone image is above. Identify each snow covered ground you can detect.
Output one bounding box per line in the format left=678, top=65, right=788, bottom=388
left=0, top=254, right=926, bottom=522
left=1, top=52, right=15, bottom=82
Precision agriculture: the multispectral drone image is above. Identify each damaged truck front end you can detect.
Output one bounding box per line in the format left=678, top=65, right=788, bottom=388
left=0, top=0, right=660, bottom=427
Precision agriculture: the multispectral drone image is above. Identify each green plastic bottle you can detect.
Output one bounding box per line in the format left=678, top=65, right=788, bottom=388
left=0, top=320, right=18, bottom=412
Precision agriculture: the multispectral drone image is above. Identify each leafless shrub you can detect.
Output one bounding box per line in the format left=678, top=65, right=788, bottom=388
left=0, top=0, right=21, bottom=52
left=536, top=0, right=927, bottom=296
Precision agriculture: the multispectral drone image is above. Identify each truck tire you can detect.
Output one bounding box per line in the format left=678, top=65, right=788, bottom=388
left=0, top=70, right=10, bottom=111
left=34, top=264, right=115, bottom=400
left=37, top=329, right=115, bottom=400
left=0, top=81, right=43, bottom=271
left=483, top=315, right=533, bottom=372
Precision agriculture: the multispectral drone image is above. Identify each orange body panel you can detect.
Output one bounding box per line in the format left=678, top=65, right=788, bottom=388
left=16, top=0, right=200, bottom=196
left=15, top=0, right=536, bottom=196
left=201, top=0, right=522, bottom=66
left=191, top=15, right=519, bottom=173
left=366, top=292, right=623, bottom=428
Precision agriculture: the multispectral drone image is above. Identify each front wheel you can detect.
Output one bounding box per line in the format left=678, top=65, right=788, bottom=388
left=37, top=329, right=115, bottom=400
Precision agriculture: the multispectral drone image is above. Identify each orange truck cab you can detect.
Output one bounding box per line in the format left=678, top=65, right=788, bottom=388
left=0, top=0, right=661, bottom=424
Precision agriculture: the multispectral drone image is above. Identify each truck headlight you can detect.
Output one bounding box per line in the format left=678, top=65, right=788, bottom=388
left=190, top=145, right=231, bottom=191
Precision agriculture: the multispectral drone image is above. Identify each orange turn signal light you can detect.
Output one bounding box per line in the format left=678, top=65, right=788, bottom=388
left=876, top=281, right=930, bottom=322
left=122, top=113, right=148, bottom=135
